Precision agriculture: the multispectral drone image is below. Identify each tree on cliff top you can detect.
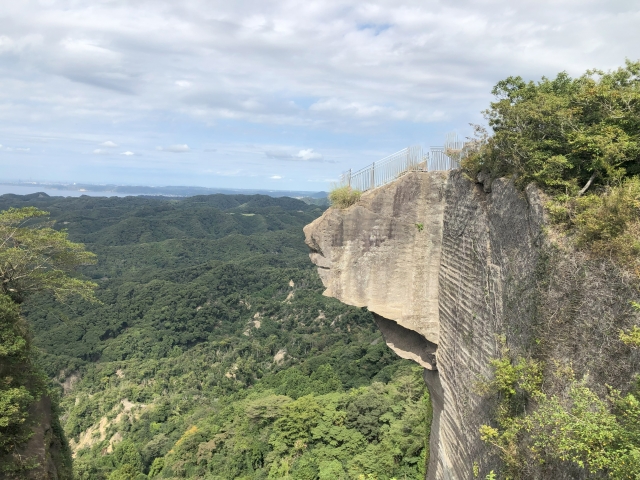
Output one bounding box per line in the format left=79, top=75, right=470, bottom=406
left=462, top=60, right=640, bottom=195
left=0, top=207, right=97, bottom=304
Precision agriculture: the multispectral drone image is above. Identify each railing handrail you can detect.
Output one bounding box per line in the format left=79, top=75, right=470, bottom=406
left=349, top=147, right=411, bottom=178
left=339, top=134, right=466, bottom=193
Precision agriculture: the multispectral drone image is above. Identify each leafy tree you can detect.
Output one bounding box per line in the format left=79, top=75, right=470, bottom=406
left=480, top=346, right=640, bottom=479
left=0, top=207, right=97, bottom=303
left=0, top=295, right=36, bottom=450
left=345, top=385, right=393, bottom=443
left=113, top=440, right=144, bottom=472
left=108, top=463, right=146, bottom=480
left=270, top=396, right=323, bottom=455
left=318, top=459, right=346, bottom=479
left=463, top=61, right=640, bottom=276
left=463, top=60, right=640, bottom=195
left=0, top=207, right=96, bottom=477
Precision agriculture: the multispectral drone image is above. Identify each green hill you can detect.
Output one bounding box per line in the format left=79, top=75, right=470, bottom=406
left=0, top=193, right=429, bottom=480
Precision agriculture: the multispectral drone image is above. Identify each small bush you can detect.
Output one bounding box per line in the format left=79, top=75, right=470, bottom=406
left=329, top=186, right=362, bottom=209
left=550, top=177, right=640, bottom=273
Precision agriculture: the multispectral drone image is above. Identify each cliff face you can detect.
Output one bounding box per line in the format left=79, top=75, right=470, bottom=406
left=21, top=395, right=72, bottom=480
left=304, top=171, right=546, bottom=479
left=0, top=393, right=72, bottom=480
left=306, top=172, right=447, bottom=369
left=0, top=298, right=72, bottom=480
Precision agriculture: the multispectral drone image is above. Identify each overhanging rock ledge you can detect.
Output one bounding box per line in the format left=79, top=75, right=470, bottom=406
left=304, top=170, right=545, bottom=479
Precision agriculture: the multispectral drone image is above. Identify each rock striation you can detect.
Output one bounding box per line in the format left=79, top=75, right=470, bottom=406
left=304, top=170, right=546, bottom=479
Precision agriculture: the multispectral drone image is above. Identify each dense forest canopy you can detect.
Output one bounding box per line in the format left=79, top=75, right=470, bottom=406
left=0, top=192, right=429, bottom=480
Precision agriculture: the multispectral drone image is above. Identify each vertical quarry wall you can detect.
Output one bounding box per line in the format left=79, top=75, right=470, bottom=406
left=304, top=171, right=546, bottom=479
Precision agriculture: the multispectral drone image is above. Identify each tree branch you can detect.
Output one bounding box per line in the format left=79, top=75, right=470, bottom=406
left=578, top=172, right=597, bottom=197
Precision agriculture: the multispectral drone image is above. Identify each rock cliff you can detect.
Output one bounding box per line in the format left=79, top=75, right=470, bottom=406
left=0, top=298, right=72, bottom=480
left=304, top=170, right=547, bottom=479
left=306, top=169, right=640, bottom=478
left=0, top=393, right=72, bottom=479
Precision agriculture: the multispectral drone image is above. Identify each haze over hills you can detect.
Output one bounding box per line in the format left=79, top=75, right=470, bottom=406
left=0, top=182, right=328, bottom=201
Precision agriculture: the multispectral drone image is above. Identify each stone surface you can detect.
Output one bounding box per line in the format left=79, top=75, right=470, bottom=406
left=2, top=395, right=73, bottom=480
left=304, top=171, right=546, bottom=479
left=304, top=171, right=448, bottom=350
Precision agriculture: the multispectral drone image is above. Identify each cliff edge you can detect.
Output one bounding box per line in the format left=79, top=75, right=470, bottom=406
left=305, top=170, right=546, bottom=479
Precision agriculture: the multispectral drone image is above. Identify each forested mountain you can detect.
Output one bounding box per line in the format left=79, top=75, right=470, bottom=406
left=0, top=192, right=429, bottom=480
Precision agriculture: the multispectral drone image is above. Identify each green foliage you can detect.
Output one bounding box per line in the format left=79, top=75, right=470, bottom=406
left=0, top=207, right=97, bottom=303
left=463, top=60, right=640, bottom=194
left=328, top=186, right=362, bottom=209
left=0, top=294, right=38, bottom=452
left=621, top=303, right=640, bottom=347
left=153, top=365, right=429, bottom=480
left=571, top=178, right=640, bottom=243
left=480, top=343, right=640, bottom=479
left=526, top=377, right=640, bottom=478
left=462, top=61, right=640, bottom=274
left=415, top=223, right=424, bottom=232
left=477, top=341, right=543, bottom=477
left=0, top=203, right=93, bottom=476
left=620, top=326, right=640, bottom=347
left=0, top=193, right=430, bottom=479
left=547, top=176, right=640, bottom=272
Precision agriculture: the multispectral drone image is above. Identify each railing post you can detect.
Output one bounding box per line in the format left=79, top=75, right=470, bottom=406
left=371, top=162, right=375, bottom=190
left=348, top=169, right=351, bottom=188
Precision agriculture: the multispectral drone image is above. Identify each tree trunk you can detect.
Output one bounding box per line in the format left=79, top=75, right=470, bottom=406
left=578, top=172, right=597, bottom=197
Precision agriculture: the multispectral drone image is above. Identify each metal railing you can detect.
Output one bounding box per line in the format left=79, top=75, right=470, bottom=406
left=339, top=133, right=466, bottom=192
left=340, top=146, right=424, bottom=192
left=428, top=147, right=460, bottom=171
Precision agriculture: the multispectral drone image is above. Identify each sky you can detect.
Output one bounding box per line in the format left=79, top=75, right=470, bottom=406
left=0, top=0, right=638, bottom=192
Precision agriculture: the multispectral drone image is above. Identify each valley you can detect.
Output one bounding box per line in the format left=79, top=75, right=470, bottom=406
left=0, top=192, right=429, bottom=479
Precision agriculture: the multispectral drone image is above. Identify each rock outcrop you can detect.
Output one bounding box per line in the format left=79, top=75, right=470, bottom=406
left=0, top=394, right=72, bottom=480
left=304, top=171, right=546, bottom=479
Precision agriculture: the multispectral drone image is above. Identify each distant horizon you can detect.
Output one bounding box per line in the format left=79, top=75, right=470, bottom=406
left=0, top=180, right=328, bottom=199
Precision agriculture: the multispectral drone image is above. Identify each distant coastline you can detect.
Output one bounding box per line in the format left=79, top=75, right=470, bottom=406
left=0, top=182, right=328, bottom=201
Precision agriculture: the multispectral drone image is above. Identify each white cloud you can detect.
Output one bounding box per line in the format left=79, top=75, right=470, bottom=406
left=309, top=98, right=408, bottom=121
left=120, top=151, right=134, bottom=156
left=3, top=0, right=637, bottom=129
left=157, top=144, right=190, bottom=153
left=0, top=1, right=638, bottom=188
left=0, top=144, right=30, bottom=152
left=265, top=147, right=325, bottom=162
left=296, top=149, right=322, bottom=161
left=0, top=36, right=13, bottom=53
left=270, top=175, right=282, bottom=179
